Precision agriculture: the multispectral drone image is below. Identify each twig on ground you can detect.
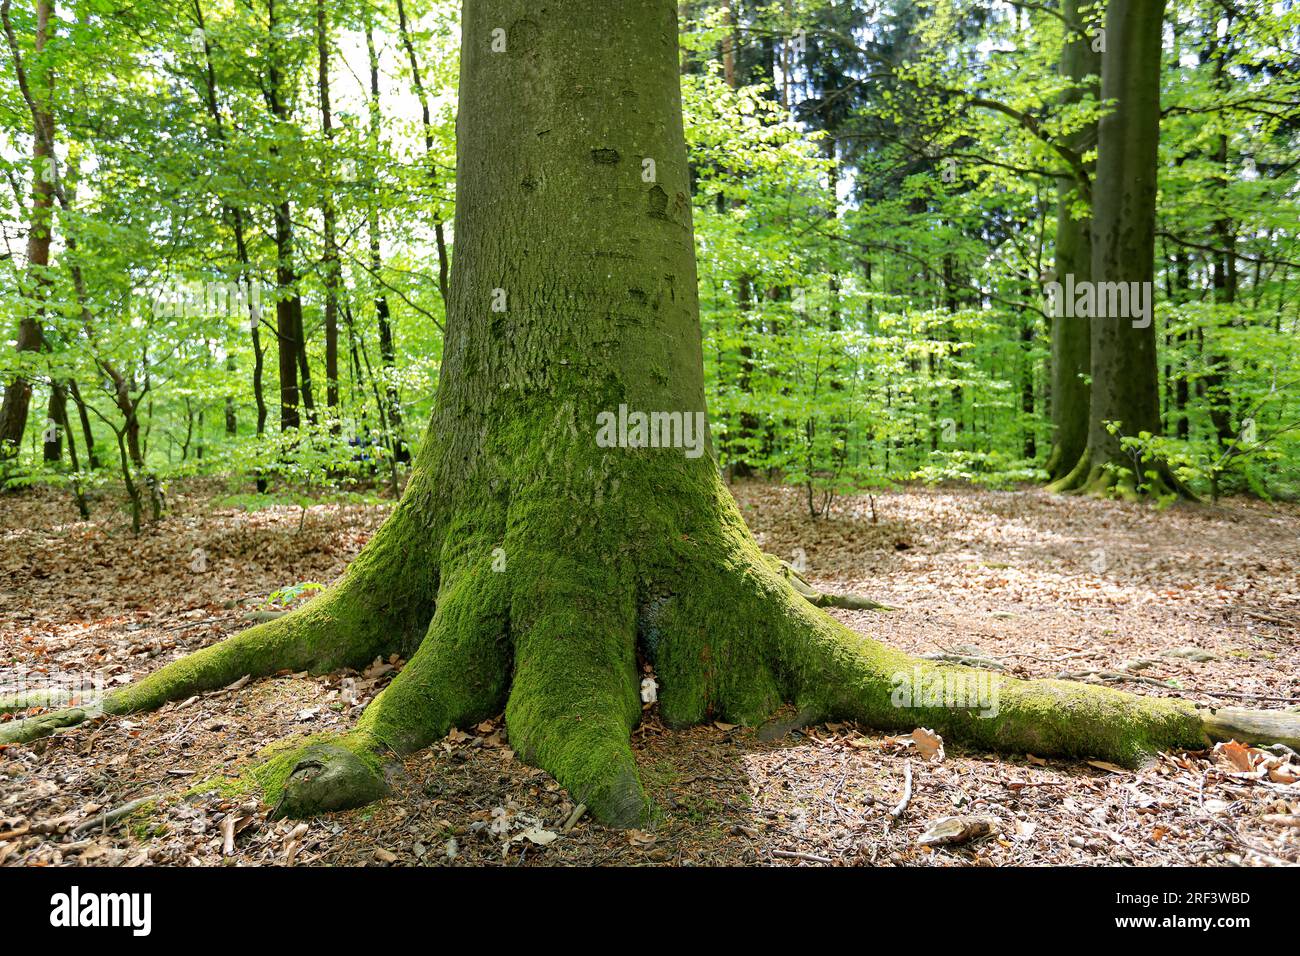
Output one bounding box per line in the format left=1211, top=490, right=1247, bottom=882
left=71, top=794, right=161, bottom=838
left=562, top=803, right=586, bottom=832
left=772, top=849, right=832, bottom=864
left=890, top=760, right=914, bottom=821
left=1058, top=669, right=1171, bottom=688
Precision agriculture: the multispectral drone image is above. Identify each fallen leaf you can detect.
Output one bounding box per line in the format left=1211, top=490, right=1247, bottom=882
left=917, top=815, right=998, bottom=847
left=521, top=826, right=559, bottom=846
left=1087, top=760, right=1128, bottom=774
left=1215, top=740, right=1260, bottom=774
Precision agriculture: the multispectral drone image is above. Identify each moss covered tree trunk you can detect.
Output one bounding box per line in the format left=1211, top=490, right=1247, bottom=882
left=1049, top=0, right=1173, bottom=498
left=5, top=0, right=1298, bottom=826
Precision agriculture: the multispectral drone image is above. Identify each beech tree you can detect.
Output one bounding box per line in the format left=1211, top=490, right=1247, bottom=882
left=1044, top=0, right=1099, bottom=483
left=1050, top=0, right=1174, bottom=496
left=4, top=0, right=1297, bottom=826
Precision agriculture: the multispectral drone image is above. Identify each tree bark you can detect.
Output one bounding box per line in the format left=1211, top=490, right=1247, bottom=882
left=395, top=0, right=451, bottom=309
left=316, top=0, right=340, bottom=418
left=43, top=380, right=65, bottom=462
left=1050, top=0, right=1173, bottom=498
left=1044, top=0, right=1098, bottom=482
left=366, top=23, right=408, bottom=463
left=193, top=0, right=266, bottom=444
left=67, top=379, right=98, bottom=469
left=0, top=0, right=56, bottom=460
left=267, top=0, right=308, bottom=431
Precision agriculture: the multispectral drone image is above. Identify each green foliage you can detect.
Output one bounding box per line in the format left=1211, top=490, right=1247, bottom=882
left=1, top=0, right=1297, bottom=518
left=263, top=581, right=325, bottom=610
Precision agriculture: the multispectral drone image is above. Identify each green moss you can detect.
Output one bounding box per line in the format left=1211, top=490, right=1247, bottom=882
left=183, top=775, right=256, bottom=801
left=502, top=494, right=651, bottom=828
left=124, top=801, right=163, bottom=840
left=252, top=731, right=388, bottom=817
left=102, top=482, right=448, bottom=718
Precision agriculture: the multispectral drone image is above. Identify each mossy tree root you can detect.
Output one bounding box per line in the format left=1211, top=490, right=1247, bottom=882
left=265, top=526, right=654, bottom=827
left=255, top=543, right=512, bottom=818
left=735, top=546, right=1300, bottom=760
left=0, top=497, right=439, bottom=746
left=501, top=525, right=651, bottom=828
left=1047, top=448, right=1190, bottom=502
left=762, top=553, right=893, bottom=611
left=10, top=480, right=1297, bottom=827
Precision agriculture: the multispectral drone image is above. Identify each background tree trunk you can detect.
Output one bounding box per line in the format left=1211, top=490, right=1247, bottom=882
left=316, top=0, right=340, bottom=418
left=43, top=380, right=64, bottom=462
left=0, top=0, right=56, bottom=460
left=1045, top=0, right=1098, bottom=482
left=1053, top=0, right=1170, bottom=497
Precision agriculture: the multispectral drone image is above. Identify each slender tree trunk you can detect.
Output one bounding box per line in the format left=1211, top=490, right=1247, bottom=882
left=1203, top=30, right=1236, bottom=449
left=316, top=0, right=340, bottom=419
left=1173, top=251, right=1190, bottom=439
left=395, top=0, right=450, bottom=308
left=225, top=360, right=238, bottom=436
left=366, top=23, right=408, bottom=463
left=58, top=382, right=88, bottom=518
left=43, top=380, right=65, bottom=462
left=0, top=0, right=55, bottom=460
left=267, top=0, right=308, bottom=431
left=67, top=379, right=97, bottom=468
left=194, top=0, right=266, bottom=443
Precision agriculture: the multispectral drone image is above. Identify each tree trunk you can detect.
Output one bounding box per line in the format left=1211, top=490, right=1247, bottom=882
left=8, top=0, right=1297, bottom=826
left=1050, top=0, right=1173, bottom=498
left=366, top=23, right=408, bottom=463
left=1044, top=0, right=1098, bottom=482
left=67, top=379, right=98, bottom=469
left=194, top=0, right=265, bottom=444
left=1203, top=29, right=1236, bottom=450
left=43, top=380, right=65, bottom=462
left=0, top=0, right=55, bottom=460
left=267, top=0, right=307, bottom=431
left=395, top=0, right=451, bottom=309
left=316, top=0, right=340, bottom=418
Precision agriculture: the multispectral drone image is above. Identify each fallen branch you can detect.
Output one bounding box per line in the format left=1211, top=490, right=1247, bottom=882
left=890, top=760, right=914, bottom=820
left=771, top=849, right=832, bottom=864
left=763, top=553, right=894, bottom=611
left=1058, top=669, right=1171, bottom=688
left=562, top=803, right=587, bottom=832
left=71, top=794, right=160, bottom=838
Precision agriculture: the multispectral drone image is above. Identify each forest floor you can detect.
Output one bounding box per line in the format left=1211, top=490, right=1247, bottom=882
left=2, top=479, right=1298, bottom=867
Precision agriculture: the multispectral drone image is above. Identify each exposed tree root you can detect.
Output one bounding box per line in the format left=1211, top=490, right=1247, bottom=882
left=0, top=491, right=438, bottom=746
left=260, top=543, right=512, bottom=818
left=1047, top=447, right=1194, bottom=502
left=1043, top=442, right=1065, bottom=484
left=0, top=689, right=73, bottom=713
left=764, top=553, right=894, bottom=610
left=0, top=706, right=90, bottom=742
left=6, top=475, right=1298, bottom=828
